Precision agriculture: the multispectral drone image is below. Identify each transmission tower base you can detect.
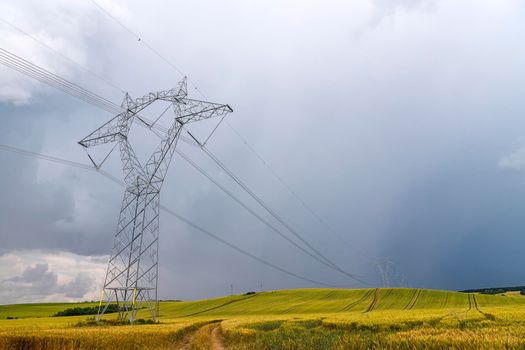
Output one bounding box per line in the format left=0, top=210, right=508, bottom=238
left=97, top=287, right=157, bottom=323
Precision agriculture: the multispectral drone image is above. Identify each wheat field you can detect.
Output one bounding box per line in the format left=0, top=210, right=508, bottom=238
left=2, top=288, right=525, bottom=349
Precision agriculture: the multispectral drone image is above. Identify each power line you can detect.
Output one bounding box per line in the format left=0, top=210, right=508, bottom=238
left=82, top=2, right=362, bottom=276
left=0, top=46, right=179, bottom=135
left=0, top=46, right=369, bottom=284
left=86, top=1, right=357, bottom=258
left=160, top=206, right=339, bottom=288
left=183, top=135, right=368, bottom=283
left=88, top=0, right=208, bottom=99
left=0, top=143, right=345, bottom=288
left=175, top=149, right=346, bottom=274
left=165, top=132, right=368, bottom=283
left=202, top=145, right=340, bottom=270
left=0, top=16, right=125, bottom=94
left=1, top=0, right=377, bottom=286
left=89, top=1, right=185, bottom=87
left=0, top=144, right=95, bottom=171
left=225, top=120, right=356, bottom=248
left=0, top=48, right=121, bottom=114
left=89, top=0, right=143, bottom=44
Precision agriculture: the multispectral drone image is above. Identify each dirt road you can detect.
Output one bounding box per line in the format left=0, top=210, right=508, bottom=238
left=180, top=322, right=225, bottom=350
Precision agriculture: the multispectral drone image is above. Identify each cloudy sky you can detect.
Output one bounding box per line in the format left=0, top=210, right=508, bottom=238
left=1, top=0, right=525, bottom=304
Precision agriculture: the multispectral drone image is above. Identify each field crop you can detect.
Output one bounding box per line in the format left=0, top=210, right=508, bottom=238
left=2, top=288, right=525, bottom=349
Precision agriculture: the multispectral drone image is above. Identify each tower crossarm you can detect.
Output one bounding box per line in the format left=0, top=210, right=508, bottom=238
left=78, top=114, right=127, bottom=148
left=176, top=98, right=233, bottom=124
left=143, top=100, right=232, bottom=186
left=79, top=109, right=147, bottom=182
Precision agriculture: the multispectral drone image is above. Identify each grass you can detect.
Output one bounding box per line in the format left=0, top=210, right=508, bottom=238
left=0, top=302, right=96, bottom=319
left=2, top=288, right=525, bottom=349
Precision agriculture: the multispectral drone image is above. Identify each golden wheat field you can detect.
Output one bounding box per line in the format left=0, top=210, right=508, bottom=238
left=2, top=288, right=525, bottom=349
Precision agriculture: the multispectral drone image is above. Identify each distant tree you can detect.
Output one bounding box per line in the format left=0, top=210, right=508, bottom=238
left=53, top=304, right=119, bottom=317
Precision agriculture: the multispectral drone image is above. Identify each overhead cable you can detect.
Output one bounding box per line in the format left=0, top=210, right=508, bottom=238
left=180, top=135, right=368, bottom=283
left=225, top=120, right=357, bottom=249
left=86, top=1, right=359, bottom=261
left=175, top=149, right=345, bottom=273
left=0, top=143, right=344, bottom=287
left=0, top=46, right=369, bottom=285
left=88, top=0, right=208, bottom=99
left=0, top=16, right=125, bottom=94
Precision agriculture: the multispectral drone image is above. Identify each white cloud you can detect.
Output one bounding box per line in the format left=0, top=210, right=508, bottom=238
left=0, top=0, right=128, bottom=104
left=499, top=147, right=525, bottom=172
left=369, top=0, right=433, bottom=26
left=0, top=250, right=107, bottom=304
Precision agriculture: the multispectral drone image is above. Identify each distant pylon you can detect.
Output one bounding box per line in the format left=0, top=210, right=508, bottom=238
left=79, top=78, right=232, bottom=322
left=375, top=258, right=395, bottom=288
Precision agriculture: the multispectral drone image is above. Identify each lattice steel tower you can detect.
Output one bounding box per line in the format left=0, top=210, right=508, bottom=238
left=79, top=78, right=232, bottom=322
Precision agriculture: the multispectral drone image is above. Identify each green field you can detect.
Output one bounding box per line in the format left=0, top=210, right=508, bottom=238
left=2, top=288, right=525, bottom=349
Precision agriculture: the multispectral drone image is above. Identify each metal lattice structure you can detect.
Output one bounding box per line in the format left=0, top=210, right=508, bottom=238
left=79, top=78, right=232, bottom=322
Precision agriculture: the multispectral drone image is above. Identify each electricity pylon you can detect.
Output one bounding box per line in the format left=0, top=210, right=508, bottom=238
left=79, top=78, right=232, bottom=322
left=375, top=258, right=395, bottom=288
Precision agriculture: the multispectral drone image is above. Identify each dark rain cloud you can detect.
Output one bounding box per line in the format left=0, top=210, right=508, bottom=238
left=1, top=0, right=525, bottom=303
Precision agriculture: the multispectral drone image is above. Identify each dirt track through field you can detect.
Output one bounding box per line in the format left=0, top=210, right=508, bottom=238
left=210, top=324, right=225, bottom=350
left=281, top=290, right=336, bottom=314
left=404, top=289, right=422, bottom=310
left=443, top=292, right=450, bottom=307
left=466, top=294, right=473, bottom=312
left=365, top=288, right=380, bottom=313
left=472, top=294, right=482, bottom=314
left=180, top=322, right=224, bottom=350
left=340, top=289, right=374, bottom=312
left=181, top=294, right=260, bottom=317
left=180, top=328, right=195, bottom=350
left=471, top=294, right=495, bottom=320
left=403, top=289, right=418, bottom=310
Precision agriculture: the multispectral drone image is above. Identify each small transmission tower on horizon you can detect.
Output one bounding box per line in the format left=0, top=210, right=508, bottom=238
left=79, top=78, right=232, bottom=322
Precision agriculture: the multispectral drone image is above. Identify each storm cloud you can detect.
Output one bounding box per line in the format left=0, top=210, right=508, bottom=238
left=1, top=0, right=525, bottom=304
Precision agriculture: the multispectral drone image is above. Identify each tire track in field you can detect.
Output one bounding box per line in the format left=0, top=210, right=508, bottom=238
left=382, top=288, right=394, bottom=299
left=321, top=290, right=337, bottom=300
left=403, top=289, right=419, bottom=310
left=374, top=288, right=393, bottom=310
left=466, top=293, right=472, bottom=312
left=407, top=289, right=422, bottom=310
left=471, top=294, right=495, bottom=320
left=472, top=294, right=482, bottom=314
left=281, top=290, right=335, bottom=314
left=340, top=289, right=375, bottom=312
left=181, top=293, right=260, bottom=317
left=466, top=293, right=487, bottom=316
left=364, top=288, right=381, bottom=313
